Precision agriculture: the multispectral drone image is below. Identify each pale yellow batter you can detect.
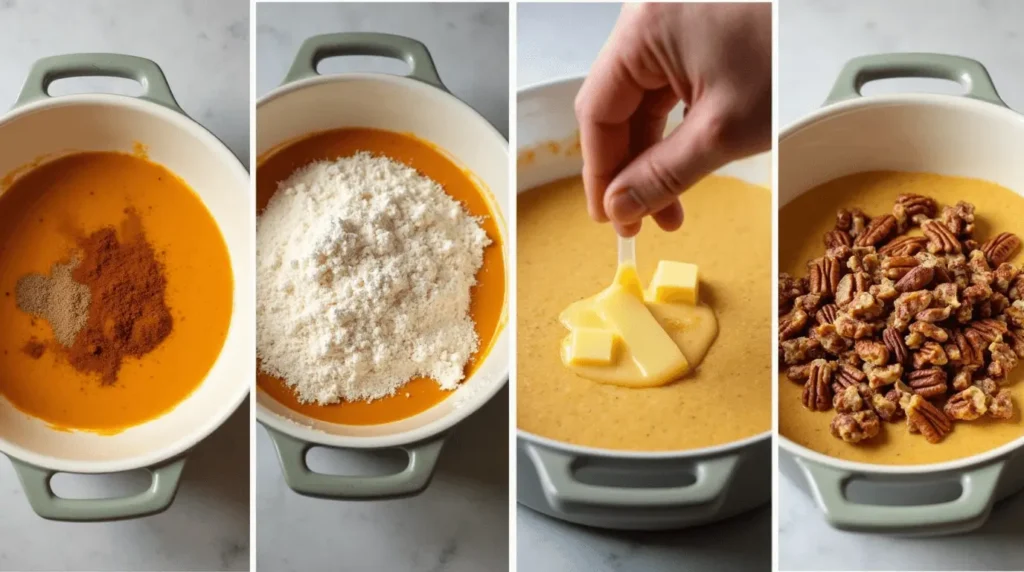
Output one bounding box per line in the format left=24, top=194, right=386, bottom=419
left=518, top=175, right=771, bottom=451
left=780, top=171, right=1024, bottom=465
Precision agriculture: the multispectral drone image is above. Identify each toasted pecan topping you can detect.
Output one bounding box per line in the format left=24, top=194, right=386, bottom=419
left=981, top=232, right=1021, bottom=266
left=830, top=410, right=881, bottom=443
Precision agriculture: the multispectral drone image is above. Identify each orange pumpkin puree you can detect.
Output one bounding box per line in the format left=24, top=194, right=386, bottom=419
left=0, top=152, right=233, bottom=433
left=256, top=128, right=506, bottom=425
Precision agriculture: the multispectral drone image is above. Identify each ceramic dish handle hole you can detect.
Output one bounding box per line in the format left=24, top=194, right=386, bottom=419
left=283, top=32, right=446, bottom=91
left=16, top=53, right=183, bottom=112
left=8, top=456, right=186, bottom=522
left=798, top=458, right=1007, bottom=534
left=264, top=425, right=446, bottom=500
left=49, top=469, right=152, bottom=499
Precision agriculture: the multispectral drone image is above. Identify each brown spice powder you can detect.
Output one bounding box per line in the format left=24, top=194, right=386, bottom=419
left=67, top=210, right=173, bottom=384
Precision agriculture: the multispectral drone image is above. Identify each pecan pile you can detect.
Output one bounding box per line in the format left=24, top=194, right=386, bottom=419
left=781, top=194, right=1021, bottom=445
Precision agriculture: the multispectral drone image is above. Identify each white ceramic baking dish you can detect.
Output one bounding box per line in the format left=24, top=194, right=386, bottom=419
left=256, top=33, right=508, bottom=499
left=779, top=53, right=1024, bottom=535
left=0, top=54, right=252, bottom=521
left=517, top=76, right=772, bottom=530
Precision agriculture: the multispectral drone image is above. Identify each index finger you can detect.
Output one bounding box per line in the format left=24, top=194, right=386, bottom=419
left=574, top=27, right=646, bottom=223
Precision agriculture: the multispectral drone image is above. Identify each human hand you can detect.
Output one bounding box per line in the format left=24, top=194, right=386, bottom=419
left=575, top=2, right=772, bottom=237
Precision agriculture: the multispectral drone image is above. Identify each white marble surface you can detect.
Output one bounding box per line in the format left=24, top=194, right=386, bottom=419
left=255, top=4, right=509, bottom=572
left=780, top=1, right=1024, bottom=570
left=0, top=1, right=250, bottom=571
left=517, top=4, right=771, bottom=571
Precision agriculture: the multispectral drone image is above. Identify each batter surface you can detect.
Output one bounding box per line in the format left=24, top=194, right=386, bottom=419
left=780, top=171, right=1024, bottom=465
left=518, top=175, right=771, bottom=451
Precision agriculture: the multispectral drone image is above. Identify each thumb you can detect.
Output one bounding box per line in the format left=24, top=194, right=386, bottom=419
left=603, top=101, right=733, bottom=226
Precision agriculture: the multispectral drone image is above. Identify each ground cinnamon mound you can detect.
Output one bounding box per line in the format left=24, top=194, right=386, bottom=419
left=68, top=210, right=173, bottom=383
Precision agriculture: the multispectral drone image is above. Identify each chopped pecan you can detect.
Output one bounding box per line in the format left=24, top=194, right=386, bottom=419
left=988, top=389, right=1015, bottom=420
left=969, top=250, right=995, bottom=287
left=940, top=201, right=976, bottom=237
left=830, top=410, right=881, bottom=443
left=932, top=282, right=961, bottom=310
left=834, top=312, right=880, bottom=339
left=991, top=292, right=1010, bottom=315
left=905, top=331, right=925, bottom=349
left=909, top=321, right=948, bottom=342
left=994, top=263, right=1021, bottom=293
left=867, top=362, right=903, bottom=389
left=812, top=323, right=849, bottom=355
left=780, top=337, right=824, bottom=365
left=882, top=326, right=910, bottom=365
left=870, top=389, right=901, bottom=422
left=1009, top=275, right=1024, bottom=301
left=833, top=385, right=865, bottom=413
left=913, top=341, right=948, bottom=369
left=892, top=291, right=933, bottom=331
left=907, top=368, right=948, bottom=399
left=947, top=254, right=971, bottom=289
left=780, top=309, right=809, bottom=341
left=837, top=208, right=870, bottom=236
left=824, top=229, right=852, bottom=250
left=905, top=394, right=953, bottom=444
left=1006, top=300, right=1024, bottom=329
left=1005, top=328, right=1024, bottom=358
left=981, top=232, right=1021, bottom=266
left=944, top=386, right=989, bottom=421
left=808, top=257, right=843, bottom=298
left=915, top=306, right=952, bottom=323
left=881, top=255, right=919, bottom=280
left=922, top=219, right=962, bottom=254
left=846, top=248, right=881, bottom=276
left=894, top=193, right=937, bottom=226
left=894, top=265, right=934, bottom=293
left=847, top=292, right=884, bottom=320
left=975, top=377, right=1000, bottom=396
left=869, top=279, right=899, bottom=303
left=792, top=293, right=824, bottom=313
left=855, top=215, right=898, bottom=247
left=816, top=304, right=839, bottom=325
left=802, top=360, right=835, bottom=412
left=987, top=341, right=1018, bottom=380
left=837, top=349, right=863, bottom=369
left=854, top=339, right=890, bottom=366
left=879, top=235, right=929, bottom=257
left=779, top=272, right=806, bottom=313
left=952, top=366, right=978, bottom=391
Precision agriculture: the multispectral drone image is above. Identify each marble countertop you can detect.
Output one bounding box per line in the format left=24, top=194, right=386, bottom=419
left=254, top=4, right=510, bottom=572
left=780, top=1, right=1024, bottom=570
left=516, top=4, right=771, bottom=571
left=0, top=1, right=250, bottom=571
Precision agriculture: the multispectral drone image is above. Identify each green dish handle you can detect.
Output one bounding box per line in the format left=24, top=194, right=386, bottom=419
left=283, top=32, right=446, bottom=91
left=9, top=456, right=186, bottom=522
left=527, top=444, right=739, bottom=512
left=264, top=425, right=445, bottom=499
left=825, top=53, right=1006, bottom=108
left=15, top=53, right=182, bottom=112
left=798, top=458, right=1006, bottom=534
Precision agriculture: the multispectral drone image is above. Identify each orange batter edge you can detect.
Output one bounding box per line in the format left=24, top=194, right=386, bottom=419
left=256, top=127, right=507, bottom=425
left=0, top=147, right=233, bottom=434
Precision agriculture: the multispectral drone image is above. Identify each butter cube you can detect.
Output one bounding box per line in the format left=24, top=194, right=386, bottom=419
left=567, top=328, right=617, bottom=366
left=596, top=285, right=689, bottom=385
left=648, top=261, right=699, bottom=305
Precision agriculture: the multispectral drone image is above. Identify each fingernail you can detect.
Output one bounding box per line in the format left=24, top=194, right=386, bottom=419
left=608, top=189, right=647, bottom=223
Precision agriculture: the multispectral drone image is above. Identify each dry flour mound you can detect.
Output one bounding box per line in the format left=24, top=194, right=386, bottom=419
left=257, top=152, right=491, bottom=404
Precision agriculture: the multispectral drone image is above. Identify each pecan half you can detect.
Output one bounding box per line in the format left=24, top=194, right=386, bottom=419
left=989, top=389, right=1015, bottom=420
left=881, top=255, right=919, bottom=280
left=855, top=215, right=898, bottom=247
left=786, top=364, right=812, bottom=382
left=802, top=360, right=835, bottom=412
left=816, top=304, right=839, bottom=325
left=780, top=309, right=809, bottom=341
left=809, top=256, right=843, bottom=298
left=913, top=341, right=948, bottom=369
left=943, top=386, right=989, bottom=421
left=867, top=363, right=903, bottom=389
left=922, top=219, right=961, bottom=254
left=894, top=193, right=937, bottom=226
left=958, top=329, right=987, bottom=366
left=879, top=235, right=929, bottom=257
left=882, top=326, right=910, bottom=366
left=894, top=265, right=934, bottom=293
left=907, top=368, right=947, bottom=399
left=905, top=394, right=953, bottom=444
left=981, top=232, right=1021, bottom=266
left=830, top=410, right=881, bottom=443
left=834, top=363, right=867, bottom=391
left=969, top=318, right=1007, bottom=344
left=824, top=229, right=853, bottom=250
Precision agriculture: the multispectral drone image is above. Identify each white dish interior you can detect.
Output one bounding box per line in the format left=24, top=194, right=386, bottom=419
left=0, top=95, right=253, bottom=474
